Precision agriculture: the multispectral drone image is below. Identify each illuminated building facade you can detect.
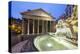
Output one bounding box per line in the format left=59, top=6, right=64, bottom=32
left=65, top=5, right=78, bottom=44
left=21, top=8, right=55, bottom=35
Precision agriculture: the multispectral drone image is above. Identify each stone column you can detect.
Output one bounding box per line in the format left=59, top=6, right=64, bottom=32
left=22, top=18, right=25, bottom=35
left=33, top=19, right=35, bottom=35
left=46, top=21, right=48, bottom=32
left=37, top=19, right=39, bottom=34
left=42, top=20, right=44, bottom=34
left=50, top=21, right=51, bottom=32
left=27, top=19, right=29, bottom=35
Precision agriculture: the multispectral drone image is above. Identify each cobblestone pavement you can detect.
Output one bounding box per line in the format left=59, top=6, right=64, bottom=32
left=11, top=40, right=28, bottom=53
left=11, top=36, right=38, bottom=53
left=21, top=37, right=38, bottom=52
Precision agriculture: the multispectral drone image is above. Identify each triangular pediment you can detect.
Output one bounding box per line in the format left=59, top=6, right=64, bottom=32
left=21, top=8, right=53, bottom=18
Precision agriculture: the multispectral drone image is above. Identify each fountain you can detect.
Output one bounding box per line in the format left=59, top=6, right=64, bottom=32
left=55, top=20, right=72, bottom=38
left=34, top=20, right=77, bottom=51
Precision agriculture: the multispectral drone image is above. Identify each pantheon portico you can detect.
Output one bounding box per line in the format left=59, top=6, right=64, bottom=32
left=21, top=8, right=55, bottom=35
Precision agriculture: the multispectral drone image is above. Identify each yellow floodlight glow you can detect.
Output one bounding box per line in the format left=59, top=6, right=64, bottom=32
left=70, top=20, right=78, bottom=25
left=73, top=25, right=78, bottom=33
left=11, top=24, right=15, bottom=30
left=17, top=30, right=20, bottom=33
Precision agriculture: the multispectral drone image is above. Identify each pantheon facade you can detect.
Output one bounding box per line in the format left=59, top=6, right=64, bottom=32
left=21, top=8, right=56, bottom=35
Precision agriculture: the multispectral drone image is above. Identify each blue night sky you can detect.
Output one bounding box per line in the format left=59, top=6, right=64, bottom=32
left=11, top=1, right=67, bottom=20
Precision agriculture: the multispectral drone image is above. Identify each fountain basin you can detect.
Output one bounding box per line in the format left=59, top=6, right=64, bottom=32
left=34, top=34, right=77, bottom=51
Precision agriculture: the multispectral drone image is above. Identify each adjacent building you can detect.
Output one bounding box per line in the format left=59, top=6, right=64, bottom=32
left=65, top=5, right=78, bottom=44
left=9, top=18, right=22, bottom=34
left=65, top=5, right=73, bottom=18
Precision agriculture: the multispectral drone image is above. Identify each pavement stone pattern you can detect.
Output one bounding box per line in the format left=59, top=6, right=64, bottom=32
left=11, top=40, right=28, bottom=53
left=11, top=35, right=38, bottom=53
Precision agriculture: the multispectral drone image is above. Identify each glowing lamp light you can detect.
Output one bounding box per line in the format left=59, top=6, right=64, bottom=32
left=12, top=24, right=15, bottom=29
left=17, top=31, right=20, bottom=33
